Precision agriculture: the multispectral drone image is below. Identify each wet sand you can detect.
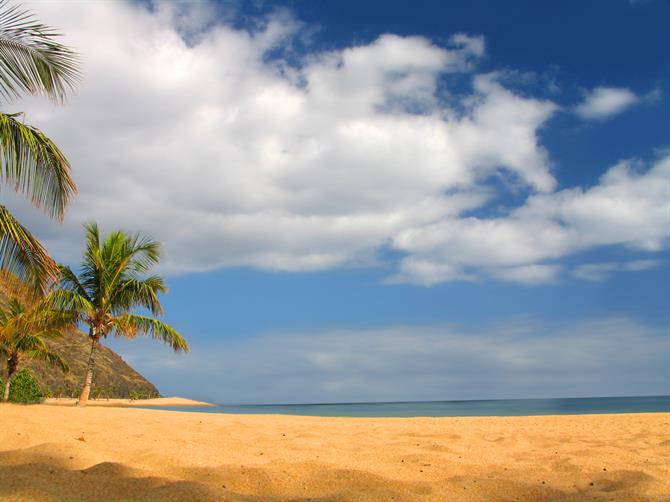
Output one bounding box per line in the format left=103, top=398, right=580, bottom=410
left=1, top=404, right=668, bottom=501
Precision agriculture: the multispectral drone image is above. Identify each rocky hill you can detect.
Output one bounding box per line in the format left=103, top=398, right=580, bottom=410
left=23, top=330, right=160, bottom=399
left=0, top=273, right=160, bottom=399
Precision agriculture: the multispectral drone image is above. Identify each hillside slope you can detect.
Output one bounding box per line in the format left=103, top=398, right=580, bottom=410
left=0, top=274, right=160, bottom=399
left=22, top=330, right=160, bottom=399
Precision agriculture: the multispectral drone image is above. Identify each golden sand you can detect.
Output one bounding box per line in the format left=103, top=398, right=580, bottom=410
left=1, top=404, right=668, bottom=501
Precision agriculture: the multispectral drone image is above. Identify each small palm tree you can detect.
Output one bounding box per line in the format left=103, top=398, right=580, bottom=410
left=0, top=0, right=80, bottom=290
left=0, top=297, right=71, bottom=401
left=50, top=222, right=188, bottom=406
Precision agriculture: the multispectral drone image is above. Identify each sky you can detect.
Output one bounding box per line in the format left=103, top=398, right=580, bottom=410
left=8, top=0, right=669, bottom=404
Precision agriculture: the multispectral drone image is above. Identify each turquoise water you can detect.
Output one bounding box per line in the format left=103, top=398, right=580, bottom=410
left=145, top=395, right=670, bottom=417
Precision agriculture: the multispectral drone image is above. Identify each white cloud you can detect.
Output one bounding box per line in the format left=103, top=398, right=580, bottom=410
left=6, top=1, right=667, bottom=286
left=109, top=317, right=670, bottom=403
left=493, top=264, right=562, bottom=284
left=575, top=86, right=639, bottom=119
left=392, top=155, right=670, bottom=285
left=573, top=259, right=661, bottom=281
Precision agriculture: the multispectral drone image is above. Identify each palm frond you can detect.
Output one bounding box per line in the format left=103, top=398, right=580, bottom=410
left=100, top=231, right=161, bottom=290
left=29, top=308, right=77, bottom=333
left=110, top=276, right=165, bottom=316
left=0, top=268, right=40, bottom=306
left=26, top=347, right=68, bottom=372
left=0, top=303, right=7, bottom=326
left=0, top=0, right=80, bottom=103
left=113, top=314, right=188, bottom=352
left=0, top=112, right=76, bottom=220
left=125, top=233, right=162, bottom=275
left=80, top=222, right=102, bottom=302
left=44, top=288, right=92, bottom=318
left=13, top=329, right=44, bottom=351
left=0, top=204, right=56, bottom=290
left=1, top=297, right=72, bottom=339
left=57, top=263, right=90, bottom=301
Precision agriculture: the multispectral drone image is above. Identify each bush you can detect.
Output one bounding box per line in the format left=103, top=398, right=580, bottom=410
left=129, top=390, right=141, bottom=400
left=8, top=369, right=43, bottom=404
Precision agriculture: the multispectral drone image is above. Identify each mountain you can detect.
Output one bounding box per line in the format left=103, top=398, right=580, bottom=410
left=23, top=330, right=160, bottom=399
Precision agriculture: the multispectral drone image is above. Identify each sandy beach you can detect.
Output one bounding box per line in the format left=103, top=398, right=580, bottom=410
left=1, top=404, right=668, bottom=501
left=42, top=397, right=215, bottom=408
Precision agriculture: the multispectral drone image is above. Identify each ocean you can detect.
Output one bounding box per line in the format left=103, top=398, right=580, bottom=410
left=144, top=395, right=670, bottom=417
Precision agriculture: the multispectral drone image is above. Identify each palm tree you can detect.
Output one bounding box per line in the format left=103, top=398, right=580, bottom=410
left=0, top=296, right=71, bottom=401
left=0, top=1, right=80, bottom=290
left=49, top=222, right=188, bottom=406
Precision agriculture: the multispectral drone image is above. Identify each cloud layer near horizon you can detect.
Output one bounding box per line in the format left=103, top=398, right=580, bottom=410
left=110, top=316, right=670, bottom=404
left=11, top=1, right=669, bottom=284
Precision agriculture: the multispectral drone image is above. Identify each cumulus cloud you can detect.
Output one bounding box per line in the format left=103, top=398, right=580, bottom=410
left=109, top=317, right=670, bottom=403
left=7, top=1, right=667, bottom=286
left=391, top=155, right=670, bottom=285
left=575, top=86, right=639, bottom=119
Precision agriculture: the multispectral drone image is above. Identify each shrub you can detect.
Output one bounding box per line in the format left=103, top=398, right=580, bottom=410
left=129, top=390, right=141, bottom=400
left=8, top=369, right=43, bottom=404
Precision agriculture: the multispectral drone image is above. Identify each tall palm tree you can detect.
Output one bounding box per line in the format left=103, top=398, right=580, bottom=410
left=49, top=223, right=188, bottom=406
left=0, top=1, right=80, bottom=290
left=0, top=296, right=71, bottom=401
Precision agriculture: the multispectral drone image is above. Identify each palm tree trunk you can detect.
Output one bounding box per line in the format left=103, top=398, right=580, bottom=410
left=2, top=375, right=10, bottom=401
left=3, top=363, right=16, bottom=402
left=78, top=337, right=98, bottom=407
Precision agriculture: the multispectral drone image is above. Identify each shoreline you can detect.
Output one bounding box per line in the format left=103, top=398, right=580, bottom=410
left=38, top=394, right=670, bottom=418
left=2, top=404, right=668, bottom=501
left=117, top=394, right=670, bottom=418
left=42, top=396, right=216, bottom=408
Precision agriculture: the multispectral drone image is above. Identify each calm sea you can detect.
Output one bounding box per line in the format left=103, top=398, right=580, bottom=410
left=145, top=395, right=670, bottom=417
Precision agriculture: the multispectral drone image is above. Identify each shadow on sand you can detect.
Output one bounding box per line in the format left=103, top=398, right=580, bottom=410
left=0, top=445, right=659, bottom=501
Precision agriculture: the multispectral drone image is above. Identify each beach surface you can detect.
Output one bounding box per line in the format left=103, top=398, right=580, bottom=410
left=42, top=396, right=215, bottom=407
left=1, top=404, right=668, bottom=501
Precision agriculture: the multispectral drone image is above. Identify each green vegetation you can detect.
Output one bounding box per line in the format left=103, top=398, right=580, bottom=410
left=22, top=328, right=160, bottom=399
left=3, top=368, right=42, bottom=403
left=0, top=4, right=182, bottom=405
left=0, top=278, right=72, bottom=401
left=49, top=222, right=188, bottom=406
left=0, top=0, right=80, bottom=291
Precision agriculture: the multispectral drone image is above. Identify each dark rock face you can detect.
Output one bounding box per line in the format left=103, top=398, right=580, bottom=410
left=22, top=330, right=160, bottom=399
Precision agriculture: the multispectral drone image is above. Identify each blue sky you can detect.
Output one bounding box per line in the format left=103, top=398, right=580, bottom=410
left=15, top=0, right=670, bottom=403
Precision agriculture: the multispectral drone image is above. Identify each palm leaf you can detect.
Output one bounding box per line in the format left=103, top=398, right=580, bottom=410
left=0, top=112, right=76, bottom=220
left=0, top=268, right=39, bottom=306
left=0, top=204, right=55, bottom=290
left=110, top=276, right=165, bottom=316
left=26, top=347, right=68, bottom=372
left=113, top=314, right=189, bottom=352
left=57, top=264, right=90, bottom=300
left=0, top=0, right=80, bottom=103
left=44, top=288, right=93, bottom=318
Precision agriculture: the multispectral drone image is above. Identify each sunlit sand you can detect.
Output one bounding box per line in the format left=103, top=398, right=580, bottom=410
left=1, top=404, right=668, bottom=501
left=42, top=397, right=215, bottom=407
